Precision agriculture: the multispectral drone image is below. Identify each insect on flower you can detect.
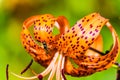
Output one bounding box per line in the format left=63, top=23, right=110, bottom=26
left=11, top=13, right=120, bottom=80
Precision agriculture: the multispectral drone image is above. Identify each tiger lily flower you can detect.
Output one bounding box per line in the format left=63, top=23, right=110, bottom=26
left=11, top=13, right=119, bottom=80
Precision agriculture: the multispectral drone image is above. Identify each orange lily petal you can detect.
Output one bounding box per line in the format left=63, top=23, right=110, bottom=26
left=57, top=13, right=107, bottom=58
left=64, top=20, right=119, bottom=77
left=33, top=14, right=56, bottom=44
left=21, top=15, right=56, bottom=67
left=21, top=14, right=70, bottom=67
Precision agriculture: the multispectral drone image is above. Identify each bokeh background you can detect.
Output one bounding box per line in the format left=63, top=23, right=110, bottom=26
left=0, top=0, right=120, bottom=80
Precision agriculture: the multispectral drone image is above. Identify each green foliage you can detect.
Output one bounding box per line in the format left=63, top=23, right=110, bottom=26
left=52, top=26, right=60, bottom=36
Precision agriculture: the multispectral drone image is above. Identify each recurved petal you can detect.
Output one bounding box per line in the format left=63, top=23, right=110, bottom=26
left=33, top=14, right=56, bottom=44
left=66, top=22, right=119, bottom=77
left=56, top=13, right=108, bottom=58
left=21, top=14, right=70, bottom=67
left=33, top=14, right=70, bottom=48
left=55, top=16, right=70, bottom=39
left=21, top=15, right=56, bottom=67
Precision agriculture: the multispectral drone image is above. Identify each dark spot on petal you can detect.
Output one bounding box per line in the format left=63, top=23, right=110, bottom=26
left=88, top=43, right=91, bottom=46
left=92, top=14, right=95, bottom=17
left=77, top=37, right=80, bottom=40
left=85, top=36, right=88, bottom=39
left=43, top=19, right=47, bottom=22
left=85, top=41, right=88, bottom=43
left=82, top=31, right=85, bottom=34
left=77, top=41, right=79, bottom=44
left=38, top=37, right=41, bottom=39
left=34, top=45, right=36, bottom=48
left=34, top=21, right=35, bottom=24
left=90, top=24, right=93, bottom=28
left=89, top=31, right=92, bottom=34
left=87, top=19, right=89, bottom=22
left=92, top=38, right=94, bottom=41
left=92, top=33, right=95, bottom=36
left=24, top=46, right=27, bottom=49
left=81, top=36, right=84, bottom=38
left=73, top=31, right=75, bottom=33
left=72, top=35, right=74, bottom=38
left=68, top=36, right=70, bottom=39
left=77, top=45, right=79, bottom=47
left=67, top=30, right=69, bottom=32
left=82, top=19, right=84, bottom=22
left=75, top=34, right=77, bottom=36
left=81, top=45, right=85, bottom=49
left=81, top=28, right=84, bottom=31
left=39, top=23, right=41, bottom=25
left=95, top=29, right=98, bottom=32
left=78, top=24, right=81, bottom=27
left=72, top=27, right=75, bottom=30
left=23, top=27, right=25, bottom=30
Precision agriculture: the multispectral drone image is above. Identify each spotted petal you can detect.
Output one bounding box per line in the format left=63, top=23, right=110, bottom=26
left=64, top=20, right=119, bottom=77
left=56, top=13, right=108, bottom=58
left=21, top=15, right=56, bottom=67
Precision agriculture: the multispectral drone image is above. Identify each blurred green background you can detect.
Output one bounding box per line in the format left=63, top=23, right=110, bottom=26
left=0, top=0, right=120, bottom=80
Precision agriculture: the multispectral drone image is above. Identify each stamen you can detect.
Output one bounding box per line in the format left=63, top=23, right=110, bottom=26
left=114, top=62, right=120, bottom=67
left=48, top=63, right=57, bottom=80
left=56, top=53, right=63, bottom=80
left=11, top=52, right=59, bottom=80
left=89, top=47, right=105, bottom=55
left=61, top=56, right=65, bottom=72
left=61, top=57, right=66, bottom=80
left=21, top=59, right=33, bottom=74
left=11, top=72, right=37, bottom=80
left=6, top=64, right=9, bottom=80
left=29, top=68, right=37, bottom=75
left=117, top=69, right=120, bottom=80
left=61, top=69, right=66, bottom=80
left=114, top=62, right=120, bottom=80
left=41, top=52, right=59, bottom=76
left=38, top=74, right=43, bottom=80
